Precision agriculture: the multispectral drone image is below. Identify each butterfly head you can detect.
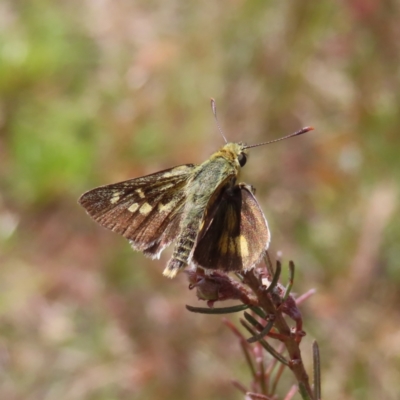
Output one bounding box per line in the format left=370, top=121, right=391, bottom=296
left=219, top=142, right=248, bottom=169
left=220, top=142, right=249, bottom=168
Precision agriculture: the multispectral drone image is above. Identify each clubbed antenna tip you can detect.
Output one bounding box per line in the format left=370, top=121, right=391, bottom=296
left=244, top=126, right=315, bottom=150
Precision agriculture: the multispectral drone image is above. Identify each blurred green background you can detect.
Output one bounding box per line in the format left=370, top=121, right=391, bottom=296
left=1, top=1, right=400, bottom=399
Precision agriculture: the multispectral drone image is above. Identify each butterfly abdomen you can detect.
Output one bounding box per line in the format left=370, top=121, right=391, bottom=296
left=163, top=220, right=199, bottom=278
left=163, top=188, right=211, bottom=278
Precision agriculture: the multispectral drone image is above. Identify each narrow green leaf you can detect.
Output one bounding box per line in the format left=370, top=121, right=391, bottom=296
left=247, top=318, right=275, bottom=343
left=282, top=261, right=295, bottom=302
left=313, top=341, right=321, bottom=400
left=298, top=382, right=313, bottom=400
left=241, top=320, right=289, bottom=366
left=185, top=303, right=249, bottom=314
left=264, top=261, right=281, bottom=294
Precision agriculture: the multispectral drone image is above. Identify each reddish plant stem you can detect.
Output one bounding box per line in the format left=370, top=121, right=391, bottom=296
left=243, top=269, right=313, bottom=399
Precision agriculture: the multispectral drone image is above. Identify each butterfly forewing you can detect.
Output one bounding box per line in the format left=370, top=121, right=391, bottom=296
left=193, top=184, right=270, bottom=271
left=79, top=164, right=195, bottom=254
left=142, top=210, right=183, bottom=258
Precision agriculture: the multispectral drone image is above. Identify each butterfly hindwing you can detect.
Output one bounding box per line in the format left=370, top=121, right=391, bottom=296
left=193, top=183, right=270, bottom=271
left=78, top=164, right=195, bottom=255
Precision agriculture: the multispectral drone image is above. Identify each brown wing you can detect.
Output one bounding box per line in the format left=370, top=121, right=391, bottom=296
left=192, top=183, right=270, bottom=272
left=78, top=164, right=195, bottom=256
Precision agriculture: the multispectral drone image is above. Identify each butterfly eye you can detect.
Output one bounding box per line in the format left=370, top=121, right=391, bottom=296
left=238, top=152, right=247, bottom=167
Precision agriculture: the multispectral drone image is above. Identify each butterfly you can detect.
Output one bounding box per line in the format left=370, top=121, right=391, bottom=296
left=79, top=100, right=312, bottom=278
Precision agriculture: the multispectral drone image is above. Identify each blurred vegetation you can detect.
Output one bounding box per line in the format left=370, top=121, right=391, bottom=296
left=1, top=1, right=400, bottom=399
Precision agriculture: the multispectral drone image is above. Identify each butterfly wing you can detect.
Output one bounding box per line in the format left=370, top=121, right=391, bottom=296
left=78, top=164, right=195, bottom=257
left=192, top=183, right=270, bottom=272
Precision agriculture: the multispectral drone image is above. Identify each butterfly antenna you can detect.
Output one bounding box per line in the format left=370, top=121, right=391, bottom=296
left=211, top=98, right=228, bottom=143
left=243, top=126, right=314, bottom=149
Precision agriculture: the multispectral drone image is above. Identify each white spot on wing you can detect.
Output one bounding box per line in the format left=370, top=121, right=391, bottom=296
left=128, top=203, right=139, bottom=213
left=110, top=192, right=121, bottom=204
left=158, top=200, right=175, bottom=212
left=136, top=189, right=145, bottom=199
left=139, top=202, right=152, bottom=215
